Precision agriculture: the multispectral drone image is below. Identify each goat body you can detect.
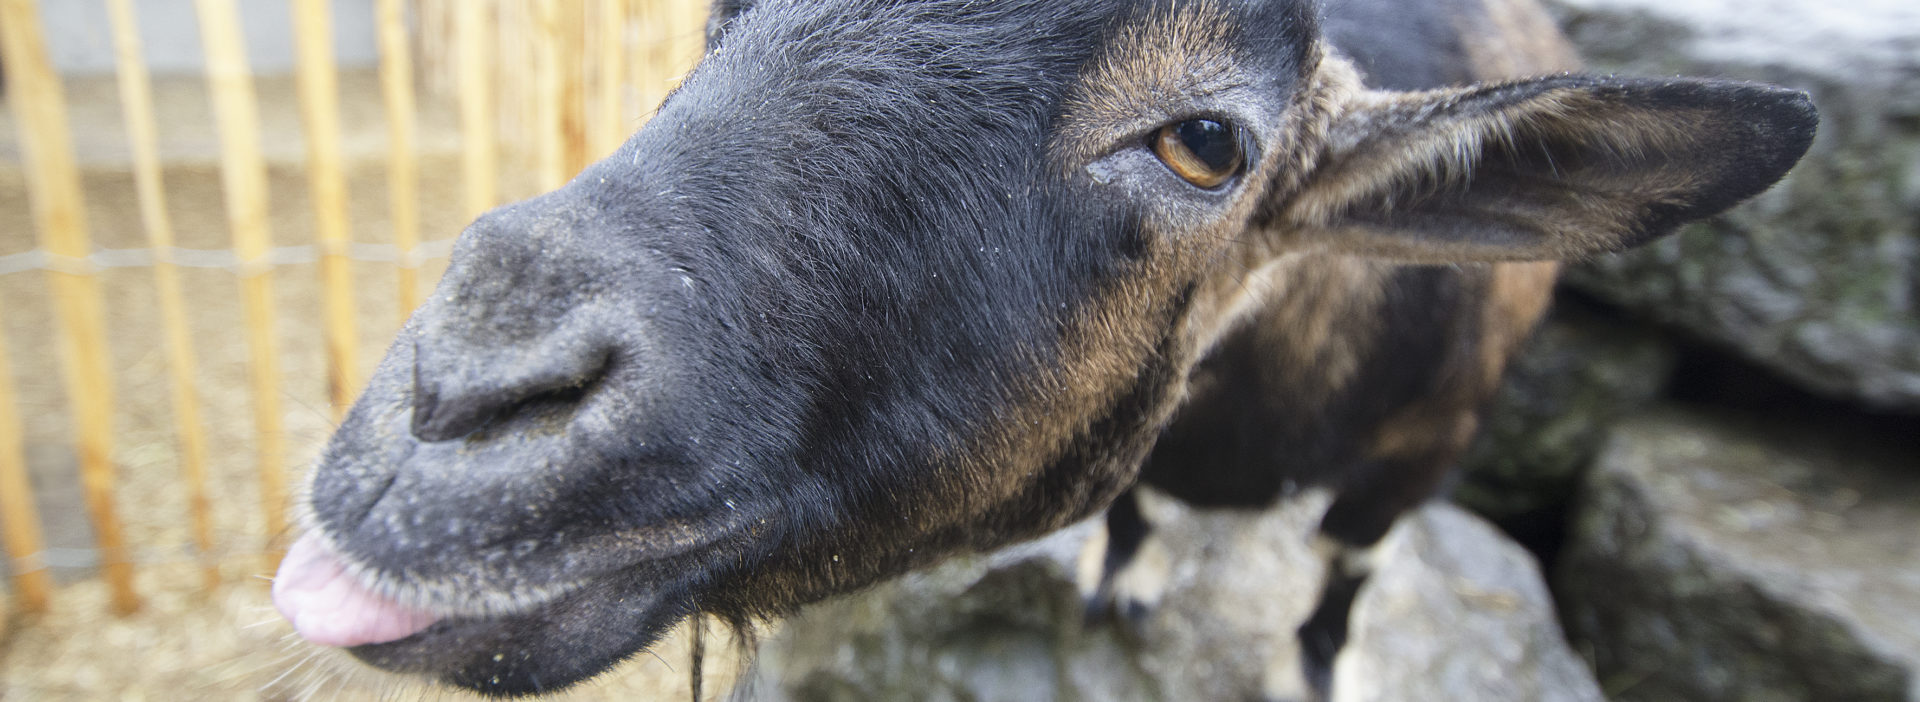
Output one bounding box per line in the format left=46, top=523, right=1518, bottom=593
left=1097, top=1, right=1581, bottom=685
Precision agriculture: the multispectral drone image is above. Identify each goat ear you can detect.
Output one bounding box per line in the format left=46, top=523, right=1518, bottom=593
left=1276, top=75, right=1817, bottom=262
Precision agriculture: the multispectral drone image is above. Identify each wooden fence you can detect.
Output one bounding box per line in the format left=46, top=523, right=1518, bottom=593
left=0, top=0, right=705, bottom=618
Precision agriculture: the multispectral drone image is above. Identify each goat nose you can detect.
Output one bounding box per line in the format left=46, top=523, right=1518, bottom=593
left=409, top=331, right=612, bottom=442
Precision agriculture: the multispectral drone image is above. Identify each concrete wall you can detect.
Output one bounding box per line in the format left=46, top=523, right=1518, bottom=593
left=38, top=0, right=381, bottom=76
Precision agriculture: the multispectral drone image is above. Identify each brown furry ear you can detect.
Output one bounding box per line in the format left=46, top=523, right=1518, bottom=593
left=1277, top=75, right=1817, bottom=263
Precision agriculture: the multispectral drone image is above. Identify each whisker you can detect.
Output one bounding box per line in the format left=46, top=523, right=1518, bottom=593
left=647, top=648, right=676, bottom=673
left=260, top=646, right=326, bottom=692
left=284, top=389, right=340, bottom=431
left=240, top=617, right=285, bottom=631
left=257, top=662, right=308, bottom=696
left=295, top=673, right=329, bottom=701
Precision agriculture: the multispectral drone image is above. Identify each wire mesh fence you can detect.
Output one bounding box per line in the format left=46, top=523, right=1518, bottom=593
left=0, top=0, right=706, bottom=625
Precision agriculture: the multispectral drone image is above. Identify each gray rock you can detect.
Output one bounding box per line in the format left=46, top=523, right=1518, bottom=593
left=1455, top=302, right=1677, bottom=522
left=747, top=495, right=1602, bottom=702
left=1337, top=507, right=1605, bottom=702
left=1544, top=0, right=1920, bottom=408
left=1557, top=407, right=1920, bottom=701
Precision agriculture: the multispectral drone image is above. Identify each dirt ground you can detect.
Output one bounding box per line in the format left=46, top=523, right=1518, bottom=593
left=0, top=71, right=738, bottom=700
left=0, top=559, right=747, bottom=701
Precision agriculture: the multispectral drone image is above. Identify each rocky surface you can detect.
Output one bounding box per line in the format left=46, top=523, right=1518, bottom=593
left=1543, top=0, right=1920, bottom=408
left=747, top=494, right=1602, bottom=702
left=1336, top=506, right=1604, bottom=702
left=1455, top=300, right=1677, bottom=523
left=1557, top=407, right=1920, bottom=701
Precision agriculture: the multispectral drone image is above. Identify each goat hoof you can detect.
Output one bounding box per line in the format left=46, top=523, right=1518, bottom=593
left=1075, top=531, right=1171, bottom=627
left=1117, top=593, right=1154, bottom=626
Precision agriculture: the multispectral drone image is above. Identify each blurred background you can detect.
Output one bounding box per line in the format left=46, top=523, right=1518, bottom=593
left=0, top=0, right=718, bottom=698
left=0, top=0, right=1915, bottom=700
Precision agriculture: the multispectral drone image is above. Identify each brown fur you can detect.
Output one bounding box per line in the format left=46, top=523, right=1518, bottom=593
left=1481, top=261, right=1559, bottom=382
left=1201, top=254, right=1392, bottom=409
left=1053, top=2, right=1251, bottom=172
left=1094, top=6, right=1604, bottom=662
left=1279, top=81, right=1727, bottom=263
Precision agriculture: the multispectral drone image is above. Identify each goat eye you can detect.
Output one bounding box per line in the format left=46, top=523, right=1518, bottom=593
left=1152, top=119, right=1242, bottom=189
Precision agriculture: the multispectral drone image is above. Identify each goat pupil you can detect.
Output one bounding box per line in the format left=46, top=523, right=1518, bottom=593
left=1176, top=120, right=1237, bottom=172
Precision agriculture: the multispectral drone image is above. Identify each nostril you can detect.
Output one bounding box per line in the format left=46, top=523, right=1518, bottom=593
left=409, top=338, right=612, bottom=443
left=410, top=383, right=591, bottom=442
left=410, top=374, right=493, bottom=443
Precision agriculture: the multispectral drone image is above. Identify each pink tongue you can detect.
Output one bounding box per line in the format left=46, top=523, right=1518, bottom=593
left=273, top=533, right=442, bottom=647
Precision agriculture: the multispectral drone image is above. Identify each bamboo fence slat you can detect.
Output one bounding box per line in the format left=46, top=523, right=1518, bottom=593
left=631, top=0, right=701, bottom=121
left=414, top=0, right=452, bottom=97
left=377, top=0, right=424, bottom=317
left=559, top=0, right=590, bottom=179
left=595, top=0, right=629, bottom=159
left=0, top=315, right=53, bottom=615
left=0, top=0, right=717, bottom=617
left=193, top=0, right=290, bottom=547
left=106, top=0, right=219, bottom=592
left=457, top=0, right=500, bottom=220
left=292, top=0, right=362, bottom=419
left=632, top=1, right=662, bottom=119
left=667, top=0, right=706, bottom=79
left=0, top=0, right=139, bottom=615
left=500, top=0, right=534, bottom=198
left=535, top=0, right=566, bottom=190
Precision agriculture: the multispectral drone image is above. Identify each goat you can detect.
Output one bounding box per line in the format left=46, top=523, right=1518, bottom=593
left=271, top=0, right=1816, bottom=697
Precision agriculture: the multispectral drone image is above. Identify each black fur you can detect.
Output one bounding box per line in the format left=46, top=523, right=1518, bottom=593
left=291, top=0, right=1815, bottom=696
left=1142, top=267, right=1476, bottom=509
left=313, top=0, right=1263, bottom=694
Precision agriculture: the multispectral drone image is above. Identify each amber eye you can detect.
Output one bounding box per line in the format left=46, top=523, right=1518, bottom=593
left=1152, top=118, right=1243, bottom=189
